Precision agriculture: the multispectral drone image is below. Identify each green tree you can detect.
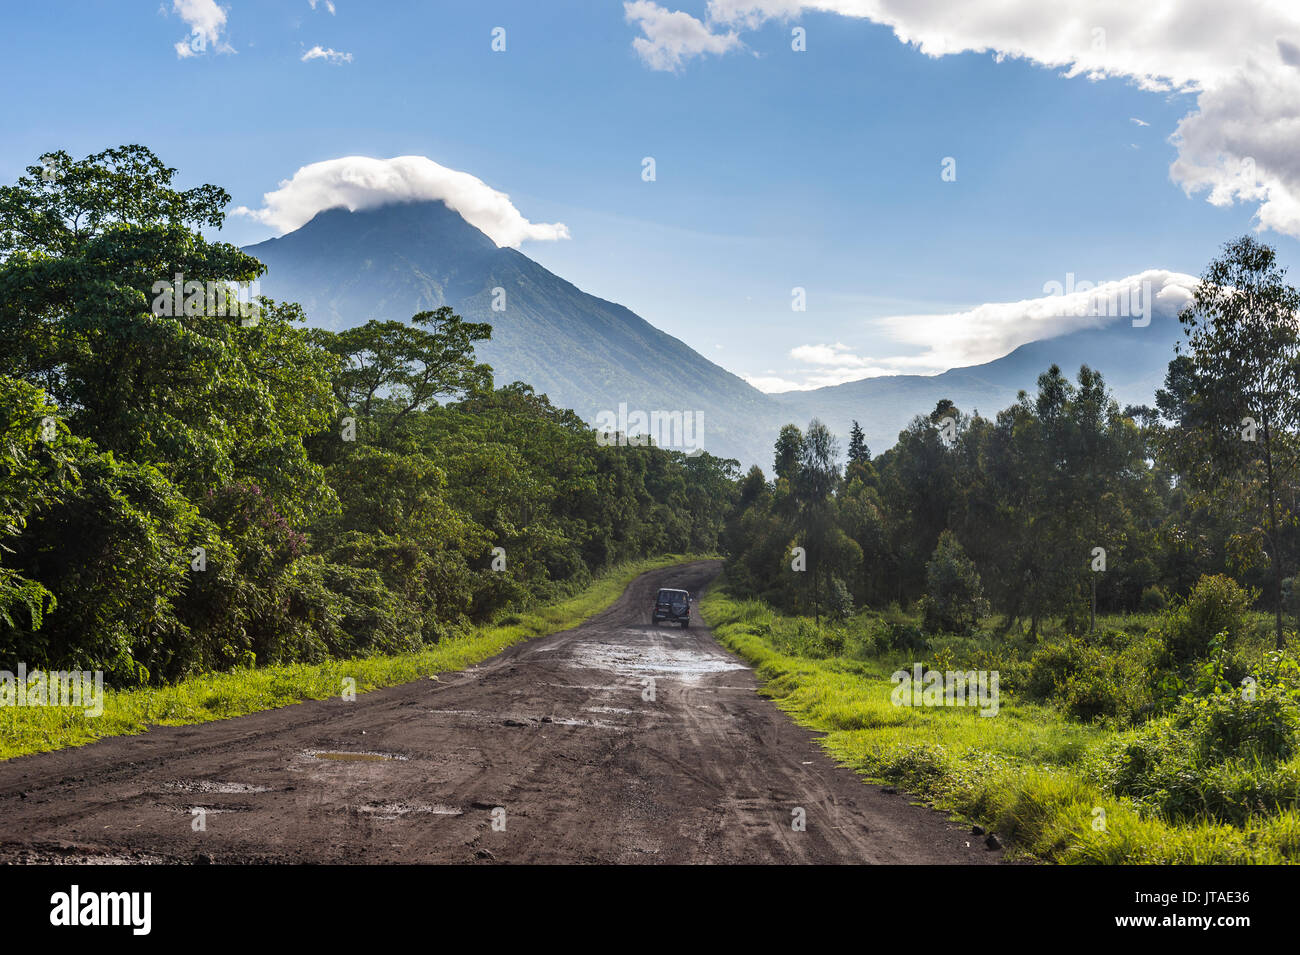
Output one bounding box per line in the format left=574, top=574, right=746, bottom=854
left=920, top=530, right=988, bottom=634
left=794, top=420, right=858, bottom=621
left=1170, top=236, right=1300, bottom=648
left=312, top=307, right=492, bottom=446
left=847, top=420, right=869, bottom=465
left=0, top=145, right=337, bottom=523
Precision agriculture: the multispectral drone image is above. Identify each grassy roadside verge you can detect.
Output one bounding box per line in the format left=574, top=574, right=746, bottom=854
left=0, top=554, right=709, bottom=762
left=700, top=582, right=1300, bottom=863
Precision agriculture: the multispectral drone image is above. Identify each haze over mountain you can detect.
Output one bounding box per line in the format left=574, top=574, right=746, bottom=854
left=244, top=201, right=1191, bottom=468
left=775, top=298, right=1190, bottom=451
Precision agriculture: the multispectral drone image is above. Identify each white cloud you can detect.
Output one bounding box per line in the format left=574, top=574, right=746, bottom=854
left=309, top=0, right=337, bottom=13
left=743, top=374, right=808, bottom=392
left=747, top=270, right=1198, bottom=392
left=789, top=342, right=867, bottom=366
left=1170, top=60, right=1300, bottom=237
left=1130, top=117, right=1150, bottom=126
left=873, top=270, right=1197, bottom=374
left=234, top=155, right=571, bottom=248
left=623, top=0, right=743, bottom=71
left=172, top=0, right=233, bottom=58
left=626, top=0, right=1300, bottom=237
left=747, top=343, right=906, bottom=391
left=301, top=45, right=352, bottom=63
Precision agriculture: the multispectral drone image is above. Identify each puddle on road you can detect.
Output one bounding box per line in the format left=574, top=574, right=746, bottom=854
left=162, top=780, right=272, bottom=794
left=545, top=716, right=620, bottom=729
left=302, top=750, right=409, bottom=762
left=566, top=643, right=746, bottom=683
left=16, top=850, right=176, bottom=865
left=179, top=806, right=242, bottom=814
left=425, top=708, right=622, bottom=731
left=355, top=802, right=462, bottom=819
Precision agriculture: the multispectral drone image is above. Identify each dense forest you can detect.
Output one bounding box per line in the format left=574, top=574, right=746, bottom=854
left=0, top=146, right=739, bottom=685
left=725, top=234, right=1300, bottom=651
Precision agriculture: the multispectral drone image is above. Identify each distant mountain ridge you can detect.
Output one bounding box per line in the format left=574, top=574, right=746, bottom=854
left=772, top=309, right=1186, bottom=451
left=243, top=200, right=1185, bottom=468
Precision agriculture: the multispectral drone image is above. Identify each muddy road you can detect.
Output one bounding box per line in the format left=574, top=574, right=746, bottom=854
left=0, top=561, right=998, bottom=864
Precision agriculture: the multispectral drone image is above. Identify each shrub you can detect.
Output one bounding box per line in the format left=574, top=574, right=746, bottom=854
left=888, top=621, right=929, bottom=653
left=1095, top=688, right=1300, bottom=824
left=1025, top=631, right=1163, bottom=725
left=1189, top=689, right=1299, bottom=763
left=1163, top=574, right=1253, bottom=664
left=1284, top=577, right=1300, bottom=618
left=844, top=616, right=888, bottom=659
left=1140, top=585, right=1168, bottom=613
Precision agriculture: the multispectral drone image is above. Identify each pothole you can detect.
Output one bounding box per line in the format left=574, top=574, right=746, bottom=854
left=161, top=780, right=273, bottom=794
left=11, top=849, right=176, bottom=865
left=354, top=802, right=463, bottom=819
left=179, top=805, right=244, bottom=814
left=302, top=750, right=408, bottom=762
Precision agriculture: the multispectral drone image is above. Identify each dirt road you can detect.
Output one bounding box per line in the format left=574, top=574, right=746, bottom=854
left=0, top=561, right=999, bottom=863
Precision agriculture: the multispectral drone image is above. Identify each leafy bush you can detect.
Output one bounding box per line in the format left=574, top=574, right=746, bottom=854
left=1162, top=574, right=1254, bottom=664
left=0, top=451, right=202, bottom=680
left=1140, top=585, right=1168, bottom=613
left=1024, top=631, right=1163, bottom=725
left=887, top=621, right=929, bottom=653
left=1284, top=577, right=1300, bottom=618
left=781, top=618, right=844, bottom=658
left=1095, top=688, right=1300, bottom=824
left=1191, top=689, right=1299, bottom=763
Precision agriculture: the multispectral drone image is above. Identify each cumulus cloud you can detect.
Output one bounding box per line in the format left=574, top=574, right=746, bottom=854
left=743, top=373, right=813, bottom=392
left=308, top=0, right=337, bottom=13
left=746, top=346, right=903, bottom=392
left=623, top=0, right=743, bottom=71
left=625, top=0, right=1300, bottom=237
left=172, top=0, right=233, bottom=58
left=234, top=155, right=570, bottom=248
left=748, top=270, right=1198, bottom=392
left=301, top=45, right=352, bottom=63
left=1170, top=60, right=1300, bottom=237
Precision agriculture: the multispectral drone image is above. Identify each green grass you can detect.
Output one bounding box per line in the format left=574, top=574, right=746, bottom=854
left=700, top=587, right=1300, bottom=864
left=0, top=553, right=711, bottom=761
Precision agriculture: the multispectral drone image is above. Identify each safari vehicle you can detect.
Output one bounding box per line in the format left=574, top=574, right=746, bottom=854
left=652, top=588, right=692, bottom=628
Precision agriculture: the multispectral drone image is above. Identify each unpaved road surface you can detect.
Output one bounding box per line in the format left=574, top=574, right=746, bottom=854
left=0, top=561, right=999, bottom=864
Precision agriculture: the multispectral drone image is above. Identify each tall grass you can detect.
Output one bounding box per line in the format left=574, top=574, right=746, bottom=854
left=701, top=586, right=1300, bottom=864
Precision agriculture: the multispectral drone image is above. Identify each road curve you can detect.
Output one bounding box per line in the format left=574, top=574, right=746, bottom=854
left=0, top=560, right=1000, bottom=864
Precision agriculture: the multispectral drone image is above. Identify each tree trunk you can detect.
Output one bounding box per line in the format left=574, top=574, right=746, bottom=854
left=1090, top=575, right=1097, bottom=634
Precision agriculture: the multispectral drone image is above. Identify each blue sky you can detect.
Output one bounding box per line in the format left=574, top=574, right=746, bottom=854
left=2, top=0, right=1297, bottom=389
